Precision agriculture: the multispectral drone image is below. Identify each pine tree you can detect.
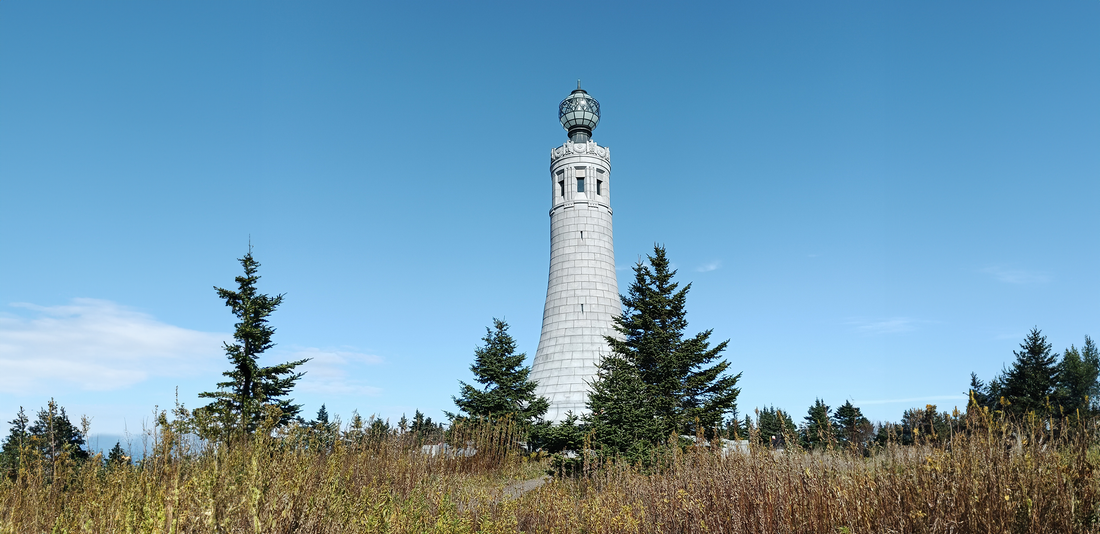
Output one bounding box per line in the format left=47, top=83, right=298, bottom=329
left=529, top=413, right=587, bottom=453
left=901, top=405, right=951, bottom=445
left=309, top=404, right=338, bottom=447
left=1056, top=336, right=1100, bottom=416
left=998, top=328, right=1060, bottom=416
left=0, top=407, right=30, bottom=474
left=756, top=406, right=796, bottom=447
left=832, top=400, right=872, bottom=449
left=586, top=351, right=661, bottom=456
left=409, top=410, right=443, bottom=443
left=725, top=408, right=748, bottom=440
left=801, top=399, right=832, bottom=448
left=873, top=422, right=904, bottom=446
left=593, top=244, right=741, bottom=449
left=411, top=410, right=429, bottom=433
left=450, top=319, right=549, bottom=425
left=967, top=372, right=992, bottom=410
left=312, top=404, right=330, bottom=427
left=27, top=400, right=89, bottom=462
left=367, top=417, right=391, bottom=446
left=344, top=411, right=367, bottom=444
left=198, top=247, right=309, bottom=435
left=107, top=441, right=130, bottom=466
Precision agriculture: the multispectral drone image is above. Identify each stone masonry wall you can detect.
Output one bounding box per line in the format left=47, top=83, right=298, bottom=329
left=531, top=140, right=621, bottom=423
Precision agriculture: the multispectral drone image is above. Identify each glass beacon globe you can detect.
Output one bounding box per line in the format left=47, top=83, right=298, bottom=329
left=559, top=83, right=600, bottom=142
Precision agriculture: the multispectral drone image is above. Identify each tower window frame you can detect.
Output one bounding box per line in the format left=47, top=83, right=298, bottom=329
left=558, top=180, right=565, bottom=197
left=596, top=179, right=602, bottom=196
left=577, top=177, right=585, bottom=193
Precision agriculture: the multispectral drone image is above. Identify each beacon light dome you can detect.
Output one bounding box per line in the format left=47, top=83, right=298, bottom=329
left=559, top=87, right=600, bottom=136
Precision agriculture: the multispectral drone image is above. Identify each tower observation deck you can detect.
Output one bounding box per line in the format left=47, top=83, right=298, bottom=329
left=530, top=84, right=622, bottom=423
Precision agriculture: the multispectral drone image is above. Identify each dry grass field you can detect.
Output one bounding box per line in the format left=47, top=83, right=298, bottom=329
left=2, top=411, right=1098, bottom=533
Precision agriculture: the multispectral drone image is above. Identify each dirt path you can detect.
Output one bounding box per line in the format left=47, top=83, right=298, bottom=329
left=501, top=475, right=551, bottom=500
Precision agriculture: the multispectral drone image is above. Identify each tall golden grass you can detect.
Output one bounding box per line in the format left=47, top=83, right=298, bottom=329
left=2, top=409, right=1098, bottom=533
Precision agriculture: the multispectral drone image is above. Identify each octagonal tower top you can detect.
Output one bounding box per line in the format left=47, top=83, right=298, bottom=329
left=559, top=81, right=600, bottom=143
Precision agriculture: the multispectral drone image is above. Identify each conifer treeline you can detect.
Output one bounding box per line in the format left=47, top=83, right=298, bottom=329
left=3, top=245, right=1097, bottom=475
left=450, top=245, right=1100, bottom=459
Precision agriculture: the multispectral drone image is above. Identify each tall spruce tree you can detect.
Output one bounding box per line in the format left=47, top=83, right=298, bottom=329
left=586, top=350, right=662, bottom=456
left=998, top=327, right=1060, bottom=416
left=0, top=407, right=30, bottom=473
left=1056, top=336, right=1100, bottom=416
left=107, top=441, right=130, bottom=466
left=588, top=245, right=741, bottom=452
left=967, top=372, right=993, bottom=410
left=198, top=247, right=308, bottom=434
left=901, top=405, right=951, bottom=444
left=27, top=400, right=88, bottom=463
left=756, top=406, right=797, bottom=447
left=450, top=319, right=549, bottom=425
left=832, top=400, right=872, bottom=449
left=801, top=398, right=832, bottom=448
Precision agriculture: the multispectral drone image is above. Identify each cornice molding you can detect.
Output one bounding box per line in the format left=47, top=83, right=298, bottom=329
left=550, top=141, right=610, bottom=164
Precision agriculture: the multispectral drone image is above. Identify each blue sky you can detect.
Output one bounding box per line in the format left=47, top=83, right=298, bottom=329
left=2, top=2, right=1097, bottom=441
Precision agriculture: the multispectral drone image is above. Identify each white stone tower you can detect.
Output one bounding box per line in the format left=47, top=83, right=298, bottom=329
left=530, top=84, right=621, bottom=423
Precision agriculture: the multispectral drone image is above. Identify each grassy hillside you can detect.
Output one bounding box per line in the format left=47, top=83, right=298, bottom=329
left=2, top=413, right=1098, bottom=533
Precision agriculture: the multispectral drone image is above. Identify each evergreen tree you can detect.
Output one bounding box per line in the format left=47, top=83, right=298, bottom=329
left=591, top=244, right=741, bottom=451
left=529, top=413, right=587, bottom=453
left=409, top=409, right=443, bottom=441
left=198, top=247, right=309, bottom=435
left=344, top=411, right=367, bottom=444
left=586, top=352, right=661, bottom=456
left=724, top=408, right=748, bottom=440
left=756, top=406, right=796, bottom=447
left=310, top=404, right=333, bottom=432
left=901, top=405, right=951, bottom=444
left=107, top=441, right=130, bottom=466
left=967, top=372, right=992, bottom=410
left=309, top=404, right=338, bottom=447
left=411, top=410, right=430, bottom=433
left=367, top=417, right=391, bottom=446
left=832, top=400, right=872, bottom=449
left=27, top=400, right=89, bottom=462
left=873, top=422, right=904, bottom=446
left=801, top=399, right=832, bottom=448
left=0, top=407, right=30, bottom=474
left=450, top=318, right=549, bottom=425
left=1056, top=337, right=1100, bottom=416
left=998, top=328, right=1060, bottom=416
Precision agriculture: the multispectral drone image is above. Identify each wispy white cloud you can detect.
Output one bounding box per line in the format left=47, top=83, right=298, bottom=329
left=847, top=317, right=925, bottom=335
left=981, top=267, right=1050, bottom=285
left=696, top=260, right=721, bottom=273
left=293, top=347, right=383, bottom=397
left=851, top=395, right=965, bottom=406
left=0, top=299, right=225, bottom=394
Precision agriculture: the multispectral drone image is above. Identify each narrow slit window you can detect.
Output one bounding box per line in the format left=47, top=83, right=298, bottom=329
left=596, top=179, right=603, bottom=195
left=558, top=180, right=565, bottom=197
left=577, top=178, right=585, bottom=193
